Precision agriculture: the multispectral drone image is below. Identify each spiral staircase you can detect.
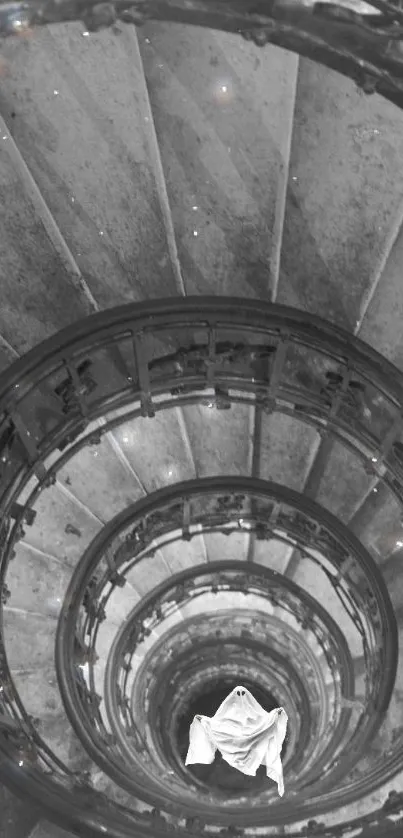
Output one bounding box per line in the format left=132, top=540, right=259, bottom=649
left=1, top=2, right=403, bottom=838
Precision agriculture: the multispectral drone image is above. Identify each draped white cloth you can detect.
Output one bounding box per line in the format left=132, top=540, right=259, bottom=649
left=185, top=686, right=288, bottom=796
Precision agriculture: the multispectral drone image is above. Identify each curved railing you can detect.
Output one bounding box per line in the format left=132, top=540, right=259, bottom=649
left=1, top=0, right=403, bottom=110
left=54, top=477, right=395, bottom=825
left=0, top=297, right=401, bottom=837
left=147, top=623, right=312, bottom=786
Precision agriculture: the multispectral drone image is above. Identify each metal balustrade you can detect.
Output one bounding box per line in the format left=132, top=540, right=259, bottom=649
left=1, top=0, right=403, bottom=110
left=54, top=477, right=396, bottom=825
left=0, top=297, right=401, bottom=837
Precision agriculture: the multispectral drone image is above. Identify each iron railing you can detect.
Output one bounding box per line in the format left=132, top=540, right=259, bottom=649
left=1, top=0, right=403, bottom=109
left=0, top=297, right=401, bottom=837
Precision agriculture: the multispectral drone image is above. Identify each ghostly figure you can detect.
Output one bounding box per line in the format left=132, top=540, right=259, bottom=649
left=185, top=686, right=288, bottom=796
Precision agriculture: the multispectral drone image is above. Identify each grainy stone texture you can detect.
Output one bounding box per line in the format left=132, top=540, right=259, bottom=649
left=0, top=14, right=402, bottom=831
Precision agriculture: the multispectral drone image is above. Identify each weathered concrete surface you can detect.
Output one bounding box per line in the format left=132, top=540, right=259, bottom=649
left=0, top=15, right=402, bottom=837
left=0, top=783, right=41, bottom=838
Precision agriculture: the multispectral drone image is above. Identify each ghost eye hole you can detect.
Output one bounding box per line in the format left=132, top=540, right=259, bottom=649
left=237, top=689, right=246, bottom=696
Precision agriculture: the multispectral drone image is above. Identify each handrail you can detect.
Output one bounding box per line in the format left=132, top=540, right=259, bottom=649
left=104, top=563, right=352, bottom=795
left=1, top=0, right=403, bottom=110
left=151, top=632, right=310, bottom=782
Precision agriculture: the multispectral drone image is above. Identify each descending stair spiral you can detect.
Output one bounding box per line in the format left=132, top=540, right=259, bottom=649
left=0, top=297, right=402, bottom=837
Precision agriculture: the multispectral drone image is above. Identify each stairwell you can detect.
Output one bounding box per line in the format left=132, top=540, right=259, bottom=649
left=0, top=4, right=403, bottom=838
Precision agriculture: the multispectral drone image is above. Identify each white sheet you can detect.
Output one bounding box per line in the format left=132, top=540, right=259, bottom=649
left=185, top=686, right=288, bottom=796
